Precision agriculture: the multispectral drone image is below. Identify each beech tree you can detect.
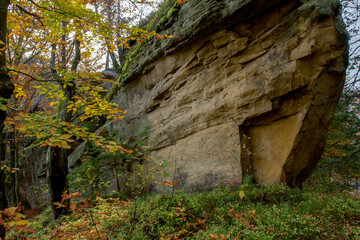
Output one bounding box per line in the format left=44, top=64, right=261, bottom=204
left=0, top=0, right=168, bottom=221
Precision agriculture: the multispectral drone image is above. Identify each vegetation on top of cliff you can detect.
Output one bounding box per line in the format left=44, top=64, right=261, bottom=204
left=138, top=0, right=179, bottom=32
left=119, top=0, right=183, bottom=70
left=108, top=0, right=186, bottom=98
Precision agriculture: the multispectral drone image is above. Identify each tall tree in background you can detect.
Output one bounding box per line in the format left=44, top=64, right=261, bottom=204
left=95, top=0, right=156, bottom=69
left=320, top=0, right=360, bottom=180
left=342, top=0, right=360, bottom=94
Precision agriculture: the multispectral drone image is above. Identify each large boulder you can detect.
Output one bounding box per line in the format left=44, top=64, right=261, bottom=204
left=114, top=0, right=348, bottom=190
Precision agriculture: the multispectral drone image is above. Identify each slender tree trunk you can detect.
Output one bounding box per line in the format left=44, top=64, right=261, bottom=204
left=0, top=132, right=8, bottom=239
left=8, top=122, right=19, bottom=206
left=48, top=146, right=69, bottom=219
left=60, top=22, right=67, bottom=69
left=105, top=51, right=110, bottom=69
left=105, top=1, right=120, bottom=69
left=0, top=0, right=14, bottom=105
left=0, top=0, right=15, bottom=238
left=9, top=131, right=16, bottom=206
left=48, top=41, right=70, bottom=219
left=48, top=35, right=79, bottom=219
left=109, top=48, right=119, bottom=70
left=14, top=125, right=19, bottom=204
left=116, top=0, right=124, bottom=64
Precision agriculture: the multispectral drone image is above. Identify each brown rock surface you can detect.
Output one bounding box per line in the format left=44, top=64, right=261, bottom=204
left=114, top=0, right=348, bottom=189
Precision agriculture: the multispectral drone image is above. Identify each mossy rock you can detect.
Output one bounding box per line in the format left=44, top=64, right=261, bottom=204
left=158, top=16, right=168, bottom=25
left=167, top=5, right=180, bottom=18
left=142, top=0, right=178, bottom=32
left=115, top=1, right=183, bottom=83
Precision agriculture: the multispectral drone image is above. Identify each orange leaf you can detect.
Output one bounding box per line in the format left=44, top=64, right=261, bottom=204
left=70, top=204, right=77, bottom=212
left=177, top=0, right=188, bottom=5
left=61, top=192, right=82, bottom=202
left=3, top=207, right=17, bottom=217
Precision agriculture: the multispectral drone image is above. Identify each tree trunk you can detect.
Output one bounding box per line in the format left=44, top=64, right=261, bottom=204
left=109, top=48, right=120, bottom=70
left=105, top=51, right=110, bottom=69
left=105, top=1, right=120, bottom=70
left=14, top=126, right=19, bottom=205
left=8, top=126, right=18, bottom=206
left=48, top=146, right=69, bottom=219
left=116, top=0, right=124, bottom=64
left=0, top=131, right=8, bottom=239
left=0, top=0, right=15, bottom=238
left=48, top=35, right=79, bottom=220
left=9, top=131, right=16, bottom=206
left=0, top=0, right=14, bottom=105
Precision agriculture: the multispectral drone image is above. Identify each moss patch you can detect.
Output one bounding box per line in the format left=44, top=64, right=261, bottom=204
left=115, top=0, right=183, bottom=86
left=139, top=0, right=178, bottom=32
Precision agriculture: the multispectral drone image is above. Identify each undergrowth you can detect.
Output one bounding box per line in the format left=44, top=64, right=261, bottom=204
left=15, top=184, right=360, bottom=240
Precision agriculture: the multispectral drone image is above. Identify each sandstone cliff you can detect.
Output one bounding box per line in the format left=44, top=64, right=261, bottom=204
left=111, top=0, right=348, bottom=190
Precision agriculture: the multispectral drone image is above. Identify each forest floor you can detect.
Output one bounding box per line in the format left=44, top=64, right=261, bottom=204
left=6, top=165, right=360, bottom=240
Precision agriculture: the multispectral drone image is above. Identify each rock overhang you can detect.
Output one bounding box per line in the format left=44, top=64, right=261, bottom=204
left=112, top=0, right=348, bottom=190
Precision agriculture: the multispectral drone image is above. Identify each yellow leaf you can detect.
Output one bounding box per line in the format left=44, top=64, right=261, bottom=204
left=60, top=134, right=72, bottom=140
left=7, top=221, right=16, bottom=227
left=15, top=213, right=25, bottom=218
left=53, top=202, right=63, bottom=209
left=239, top=190, right=246, bottom=199
left=15, top=220, right=28, bottom=226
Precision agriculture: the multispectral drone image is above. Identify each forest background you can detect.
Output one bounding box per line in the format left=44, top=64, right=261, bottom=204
left=0, top=0, right=359, bottom=239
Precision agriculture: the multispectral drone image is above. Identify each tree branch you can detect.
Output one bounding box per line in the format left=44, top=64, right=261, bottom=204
left=15, top=4, right=44, bottom=27
left=320, top=148, right=360, bottom=168
left=7, top=68, right=58, bottom=83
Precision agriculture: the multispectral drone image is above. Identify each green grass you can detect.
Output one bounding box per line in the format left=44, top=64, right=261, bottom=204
left=23, top=183, right=360, bottom=240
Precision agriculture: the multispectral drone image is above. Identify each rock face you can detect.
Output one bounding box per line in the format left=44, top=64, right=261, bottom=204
left=117, top=0, right=348, bottom=189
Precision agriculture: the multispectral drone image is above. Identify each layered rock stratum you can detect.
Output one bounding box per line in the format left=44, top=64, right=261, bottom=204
left=113, top=0, right=348, bottom=190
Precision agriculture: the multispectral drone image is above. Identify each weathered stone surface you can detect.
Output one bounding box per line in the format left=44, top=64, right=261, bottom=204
left=18, top=147, right=48, bottom=208
left=114, top=0, right=348, bottom=189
